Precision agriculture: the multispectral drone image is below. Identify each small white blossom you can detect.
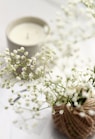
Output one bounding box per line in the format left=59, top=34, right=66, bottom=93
left=32, top=58, right=36, bottom=65
left=11, top=53, right=14, bottom=57
left=56, top=102, right=62, bottom=106
left=79, top=112, right=86, bottom=118
left=59, top=110, right=64, bottom=115
left=16, top=55, right=20, bottom=59
left=16, top=76, right=21, bottom=81
left=24, top=51, right=28, bottom=56
left=20, top=47, right=25, bottom=51
left=4, top=57, right=11, bottom=63
left=30, top=65, right=34, bottom=70
left=27, top=62, right=31, bottom=66
left=82, top=91, right=89, bottom=98
left=29, top=73, right=33, bottom=79
left=88, top=110, right=95, bottom=116
left=22, top=67, right=27, bottom=71
left=21, top=71, right=25, bottom=76
left=67, top=102, right=71, bottom=107
left=74, top=102, right=79, bottom=107
left=13, top=50, right=17, bottom=54
left=11, top=65, right=15, bottom=71
left=16, top=61, right=20, bottom=64
left=21, top=55, right=25, bottom=59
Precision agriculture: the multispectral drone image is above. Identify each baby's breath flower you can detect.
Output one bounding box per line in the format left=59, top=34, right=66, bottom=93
left=30, top=65, right=34, bottom=70
left=20, top=47, right=25, bottom=51
left=79, top=112, right=86, bottom=118
left=13, top=50, right=17, bottom=54
left=24, top=51, right=28, bottom=56
left=59, top=110, right=64, bottom=115
left=56, top=102, right=62, bottom=106
left=22, top=67, right=27, bottom=71
left=88, top=110, right=95, bottom=116
left=21, top=55, right=25, bottom=59
left=32, top=57, right=36, bottom=65
left=67, top=102, right=71, bottom=107
left=29, top=73, right=33, bottom=79
left=16, top=55, right=20, bottom=59
left=11, top=52, right=14, bottom=57
left=16, top=61, right=20, bottom=64
left=4, top=57, right=11, bottom=63
left=21, top=71, right=25, bottom=76
left=16, top=76, right=21, bottom=81
left=74, top=102, right=79, bottom=107
left=82, top=91, right=89, bottom=98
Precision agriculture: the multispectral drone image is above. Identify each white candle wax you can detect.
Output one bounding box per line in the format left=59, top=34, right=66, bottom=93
left=6, top=17, right=49, bottom=57
left=9, top=23, right=47, bottom=46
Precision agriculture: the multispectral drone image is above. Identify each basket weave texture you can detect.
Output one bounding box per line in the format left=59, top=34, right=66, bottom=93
left=53, top=98, right=95, bottom=139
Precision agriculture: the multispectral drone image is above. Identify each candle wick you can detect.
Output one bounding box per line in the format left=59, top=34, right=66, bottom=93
left=26, top=33, right=29, bottom=40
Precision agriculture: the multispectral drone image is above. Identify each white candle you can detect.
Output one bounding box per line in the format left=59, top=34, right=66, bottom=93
left=9, top=23, right=47, bottom=46
left=6, top=17, right=49, bottom=56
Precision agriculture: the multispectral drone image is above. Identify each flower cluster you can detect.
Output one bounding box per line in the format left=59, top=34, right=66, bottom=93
left=44, top=0, right=95, bottom=77
left=0, top=47, right=55, bottom=88
left=50, top=0, right=95, bottom=52
left=81, top=0, right=94, bottom=8
left=44, top=66, right=95, bottom=117
left=10, top=64, right=95, bottom=118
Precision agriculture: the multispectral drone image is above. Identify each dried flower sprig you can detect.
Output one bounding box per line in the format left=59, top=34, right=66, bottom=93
left=0, top=46, right=55, bottom=89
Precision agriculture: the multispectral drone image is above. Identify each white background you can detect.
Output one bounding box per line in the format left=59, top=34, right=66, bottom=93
left=0, top=0, right=95, bottom=139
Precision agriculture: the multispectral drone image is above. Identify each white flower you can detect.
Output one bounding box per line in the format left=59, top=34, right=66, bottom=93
left=22, top=67, right=27, bottom=71
left=56, top=101, right=62, bottom=106
left=88, top=110, right=95, bottom=116
left=29, top=73, right=33, bottom=79
left=82, top=91, right=89, bottom=98
left=16, top=76, right=21, bottom=81
left=36, top=53, right=40, bottom=57
left=11, top=53, right=14, bottom=57
left=35, top=68, right=41, bottom=75
left=16, top=55, right=20, bottom=59
left=13, top=50, right=17, bottom=54
left=66, top=102, right=71, bottom=107
left=5, top=48, right=9, bottom=51
left=72, top=96, right=77, bottom=102
left=59, top=110, right=64, bottom=115
left=79, top=112, right=86, bottom=118
left=21, top=55, right=25, bottom=59
left=66, top=88, right=75, bottom=97
left=24, top=51, right=28, bottom=56
left=4, top=57, right=11, bottom=63
left=11, top=65, right=16, bottom=71
left=21, top=71, right=25, bottom=76
left=27, top=62, right=31, bottom=66
left=14, top=64, right=18, bottom=68
left=20, top=47, right=25, bottom=51
left=74, top=102, right=79, bottom=107
left=41, top=57, right=46, bottom=61
left=30, top=65, right=34, bottom=70
left=16, top=61, right=20, bottom=64
left=32, top=57, right=36, bottom=65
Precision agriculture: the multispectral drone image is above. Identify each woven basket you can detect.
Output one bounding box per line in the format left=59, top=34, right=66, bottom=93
left=52, top=98, right=95, bottom=139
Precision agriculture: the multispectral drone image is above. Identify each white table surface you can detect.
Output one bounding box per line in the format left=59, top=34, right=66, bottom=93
left=0, top=0, right=95, bottom=139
